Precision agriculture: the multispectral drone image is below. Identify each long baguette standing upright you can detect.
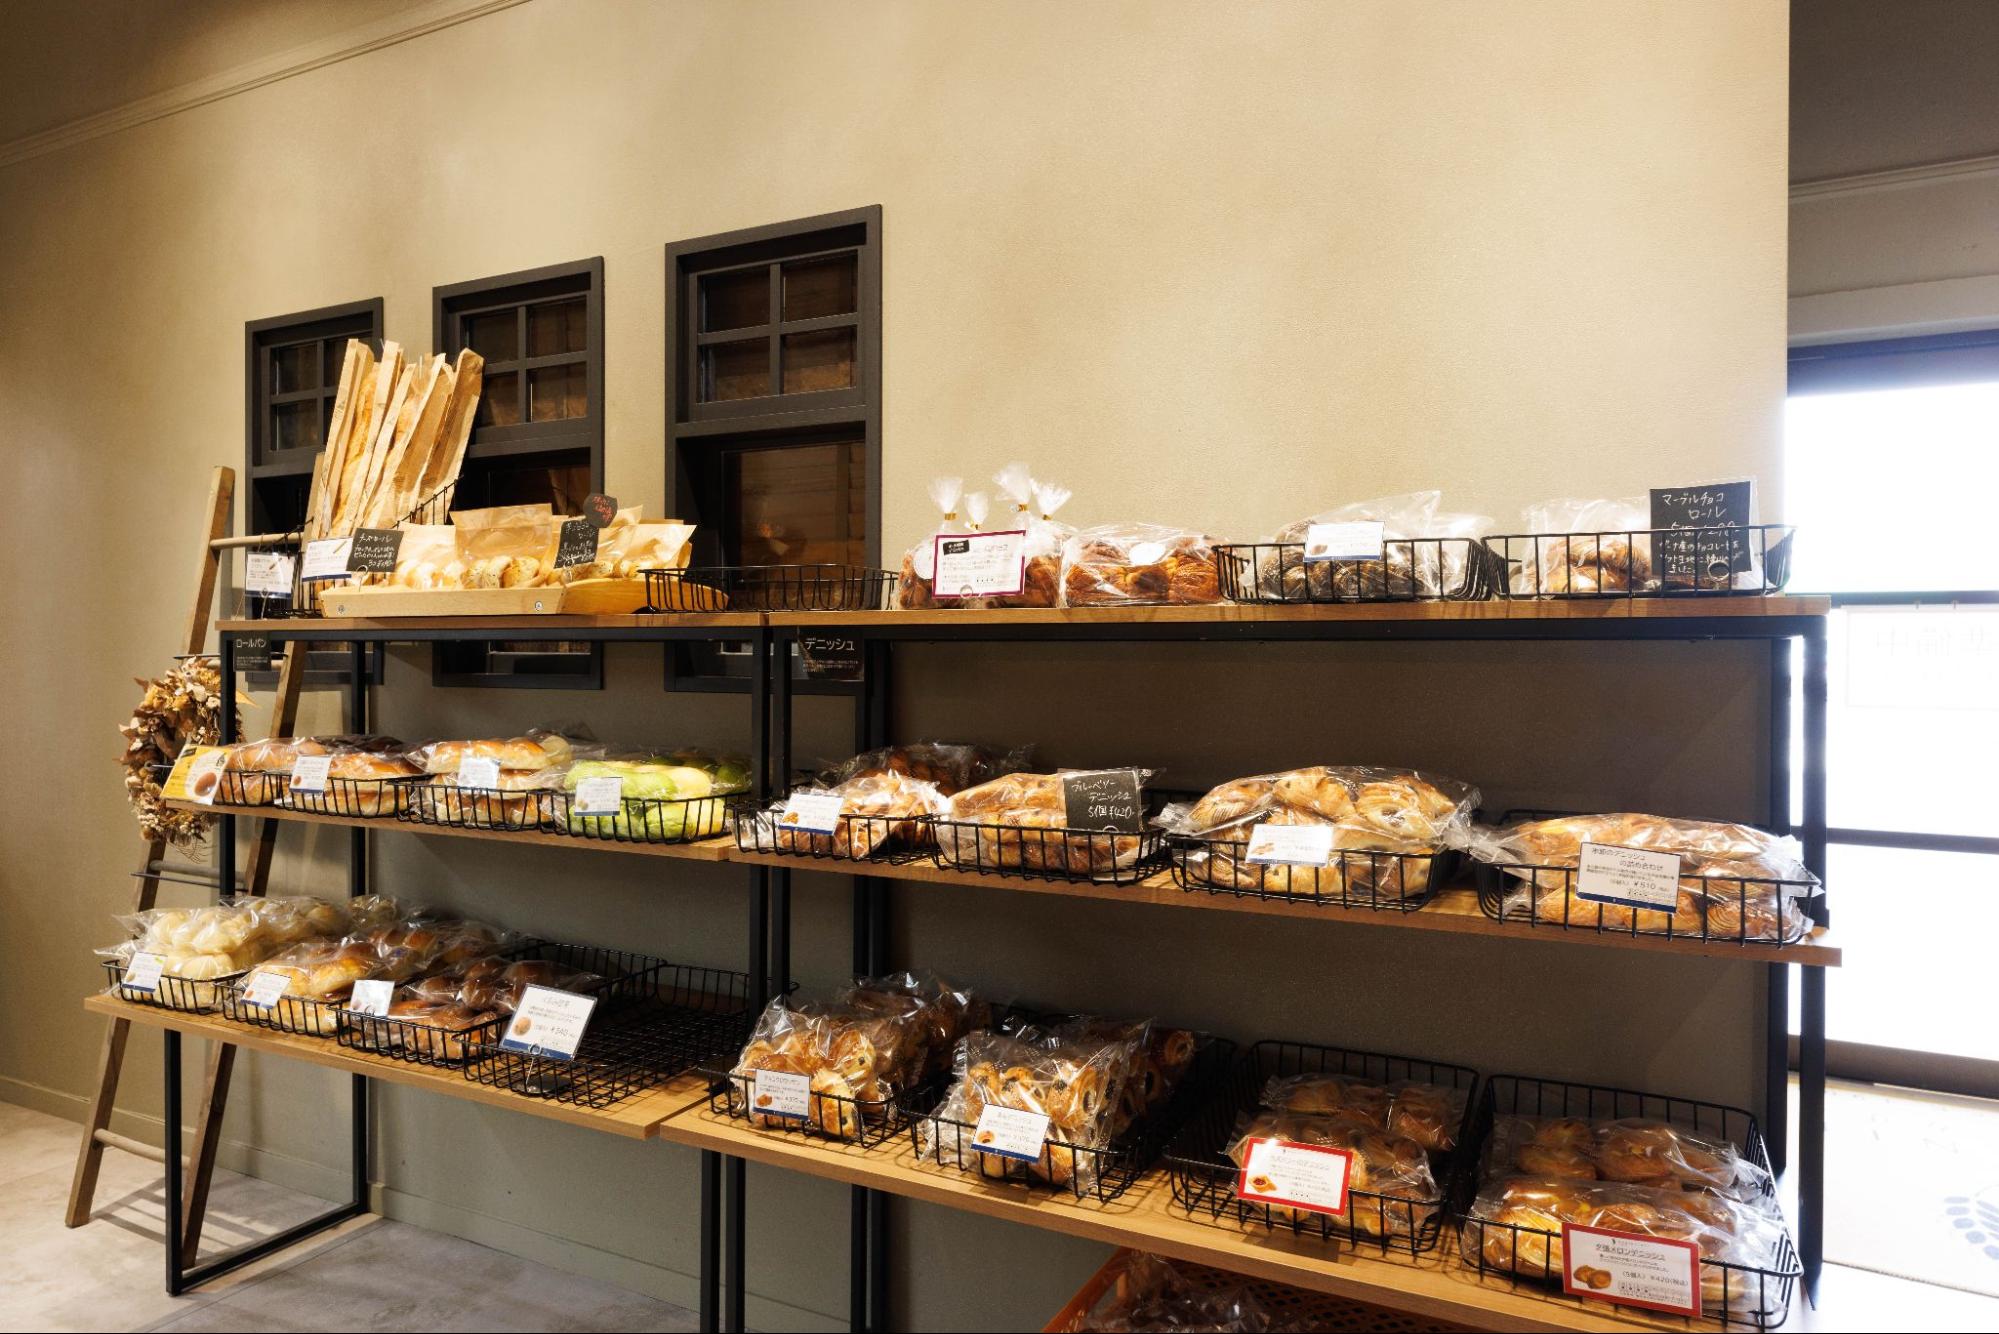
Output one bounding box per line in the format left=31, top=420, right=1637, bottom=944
left=306, top=340, right=374, bottom=540
left=416, top=347, right=484, bottom=510
left=352, top=353, right=432, bottom=528
left=375, top=358, right=455, bottom=527
left=330, top=344, right=406, bottom=536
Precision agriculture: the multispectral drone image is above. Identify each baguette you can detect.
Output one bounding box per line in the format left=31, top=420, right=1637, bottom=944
left=418, top=348, right=483, bottom=508
left=378, top=357, right=454, bottom=525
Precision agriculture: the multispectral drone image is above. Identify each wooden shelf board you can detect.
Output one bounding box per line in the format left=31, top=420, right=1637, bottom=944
left=165, top=800, right=735, bottom=862
left=84, top=995, right=705, bottom=1140
left=216, top=612, right=761, bottom=635
left=726, top=851, right=1841, bottom=966
left=769, top=596, right=1830, bottom=629
left=654, top=1103, right=1751, bottom=1333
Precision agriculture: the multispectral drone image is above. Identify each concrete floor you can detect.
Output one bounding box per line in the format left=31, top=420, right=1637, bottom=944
left=0, top=1102, right=698, bottom=1334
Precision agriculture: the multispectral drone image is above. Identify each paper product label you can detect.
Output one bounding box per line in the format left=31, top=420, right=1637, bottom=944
left=970, top=1105, right=1051, bottom=1163
left=499, top=986, right=597, bottom=1059
left=1244, top=823, right=1336, bottom=866
left=241, top=970, right=291, bottom=1009
left=348, top=979, right=394, bottom=1017
left=1576, top=841, right=1682, bottom=912
left=457, top=757, right=502, bottom=791
left=345, top=528, right=404, bottom=573
left=169, top=746, right=229, bottom=807
left=301, top=538, right=352, bottom=581
left=289, top=755, right=331, bottom=793
left=750, top=1069, right=812, bottom=1120
left=779, top=791, right=847, bottom=835
left=571, top=774, right=624, bottom=817
left=932, top=530, right=1026, bottom=598
left=1061, top=770, right=1145, bottom=833
left=122, top=952, right=165, bottom=993
left=245, top=551, right=296, bottom=595
left=1235, top=1138, right=1351, bottom=1216
left=1303, top=521, right=1386, bottom=562
left=1561, top=1223, right=1704, bottom=1318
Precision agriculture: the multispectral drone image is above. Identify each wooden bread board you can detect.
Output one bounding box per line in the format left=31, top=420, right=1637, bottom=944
left=322, top=579, right=650, bottom=617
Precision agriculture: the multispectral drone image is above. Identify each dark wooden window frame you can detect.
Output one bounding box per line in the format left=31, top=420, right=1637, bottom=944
left=432, top=257, right=607, bottom=690
left=665, top=207, right=883, bottom=693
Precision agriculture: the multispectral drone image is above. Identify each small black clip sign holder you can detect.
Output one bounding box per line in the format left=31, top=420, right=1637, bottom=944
left=345, top=528, right=404, bottom=574
left=1651, top=481, right=1754, bottom=586
left=1061, top=770, right=1145, bottom=832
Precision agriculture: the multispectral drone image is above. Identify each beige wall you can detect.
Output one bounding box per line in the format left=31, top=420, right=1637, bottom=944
left=0, top=2, right=1790, bottom=1328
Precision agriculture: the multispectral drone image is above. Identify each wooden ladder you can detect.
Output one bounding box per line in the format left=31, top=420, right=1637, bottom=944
left=66, top=465, right=308, bottom=1266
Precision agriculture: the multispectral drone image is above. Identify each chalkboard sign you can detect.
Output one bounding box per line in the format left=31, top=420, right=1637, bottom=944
left=799, top=633, right=863, bottom=682
left=1061, top=769, right=1145, bottom=833
left=554, top=518, right=600, bottom=569
left=234, top=632, right=274, bottom=672
left=345, top=528, right=404, bottom=574
left=1651, top=481, right=1755, bottom=587
left=583, top=493, right=619, bottom=529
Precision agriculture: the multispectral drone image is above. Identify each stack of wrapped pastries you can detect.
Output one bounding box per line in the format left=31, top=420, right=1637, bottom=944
left=932, top=769, right=1156, bottom=880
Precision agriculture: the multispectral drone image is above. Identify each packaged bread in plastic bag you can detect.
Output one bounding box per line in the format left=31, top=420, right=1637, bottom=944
left=1508, top=496, right=1656, bottom=595
left=744, top=770, right=948, bottom=860
left=894, top=476, right=966, bottom=609
left=1227, top=1109, right=1441, bottom=1236
left=728, top=994, right=932, bottom=1140
left=1071, top=1252, right=1282, bottom=1333
left=934, top=769, right=1159, bottom=880
left=985, top=462, right=1070, bottom=608
left=1260, top=1072, right=1467, bottom=1153
left=385, top=524, right=459, bottom=589
left=1061, top=523, right=1224, bottom=606
left=1243, top=491, right=1496, bottom=603
left=1482, top=1112, right=1775, bottom=1202
left=817, top=741, right=1029, bottom=796
left=1160, top=766, right=1478, bottom=901
left=838, top=970, right=991, bottom=1078
left=450, top=504, right=559, bottom=589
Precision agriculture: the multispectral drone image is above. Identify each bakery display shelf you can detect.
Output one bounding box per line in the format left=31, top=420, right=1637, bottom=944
left=1474, top=861, right=1822, bottom=951
left=82, top=994, right=703, bottom=1140
left=655, top=1098, right=1767, bottom=1333
left=721, top=848, right=1842, bottom=966
left=163, top=797, right=734, bottom=862
left=1163, top=1039, right=1480, bottom=1259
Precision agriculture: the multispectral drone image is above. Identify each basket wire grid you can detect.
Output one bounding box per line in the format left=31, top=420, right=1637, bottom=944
left=1454, top=1074, right=1800, bottom=1330
left=1472, top=860, right=1821, bottom=947
left=1488, top=524, right=1795, bottom=599
left=1167, top=838, right=1461, bottom=911
left=927, top=818, right=1168, bottom=886
left=100, top=957, right=243, bottom=1014
left=548, top=790, right=734, bottom=845
left=279, top=774, right=425, bottom=819
left=1163, top=1039, right=1478, bottom=1256
left=399, top=783, right=560, bottom=833
left=640, top=563, right=894, bottom=613
left=1216, top=537, right=1506, bottom=604
left=731, top=795, right=939, bottom=866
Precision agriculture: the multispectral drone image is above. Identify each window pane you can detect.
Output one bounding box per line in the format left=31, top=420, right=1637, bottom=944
left=701, top=268, right=769, bottom=332
left=781, top=329, right=856, bottom=394
left=700, top=339, right=770, bottom=402
left=724, top=441, right=866, bottom=565
left=783, top=254, right=857, bottom=320
left=270, top=342, right=315, bottom=394
left=271, top=401, right=317, bottom=452
left=322, top=339, right=346, bottom=388
left=1821, top=844, right=1998, bottom=1062
left=1827, top=606, right=1999, bottom=835
left=464, top=310, right=519, bottom=364
left=1784, top=382, right=1999, bottom=593
left=527, top=362, right=587, bottom=422
left=528, top=297, right=586, bottom=357
left=478, top=373, right=521, bottom=427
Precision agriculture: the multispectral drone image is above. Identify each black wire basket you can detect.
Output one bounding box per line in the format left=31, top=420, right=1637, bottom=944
left=905, top=1034, right=1233, bottom=1204
left=462, top=956, right=755, bottom=1109
left=243, top=537, right=303, bottom=621
left=706, top=1068, right=944, bottom=1149
left=731, top=795, right=939, bottom=866
left=1163, top=1039, right=1477, bottom=1257
left=280, top=775, right=426, bottom=820
left=197, top=767, right=286, bottom=808
left=219, top=971, right=358, bottom=1037
left=1472, top=858, right=1820, bottom=948
left=640, top=564, right=895, bottom=613
left=400, top=782, right=560, bottom=833
left=1455, top=1074, right=1800, bottom=1330
left=926, top=790, right=1190, bottom=886
left=1488, top=525, right=1796, bottom=599
left=548, top=790, right=734, bottom=844
left=100, top=957, right=242, bottom=1014
left=1167, top=837, right=1462, bottom=911
left=1216, top=538, right=1506, bottom=604
left=333, top=940, right=657, bottom=1068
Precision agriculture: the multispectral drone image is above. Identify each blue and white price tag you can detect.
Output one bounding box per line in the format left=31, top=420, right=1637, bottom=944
left=498, top=986, right=597, bottom=1060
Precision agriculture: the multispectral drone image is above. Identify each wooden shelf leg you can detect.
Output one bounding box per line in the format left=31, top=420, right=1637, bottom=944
left=65, top=1014, right=134, bottom=1227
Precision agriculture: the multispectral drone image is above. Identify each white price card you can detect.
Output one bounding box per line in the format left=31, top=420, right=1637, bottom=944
left=749, top=1069, right=812, bottom=1120
left=1244, top=823, right=1336, bottom=866
left=240, top=970, right=291, bottom=1009
left=245, top=551, right=296, bottom=595
left=122, top=952, right=166, bottom=993
left=499, top=986, right=598, bottom=1060
left=1561, top=1223, right=1704, bottom=1318
left=778, top=790, right=847, bottom=835
left=300, top=538, right=353, bottom=581
left=1235, top=1138, right=1352, bottom=1216
left=347, top=979, right=395, bottom=1017
left=970, top=1105, right=1051, bottom=1163
left=457, top=757, right=502, bottom=791
left=571, top=774, right=624, bottom=818
left=1577, top=841, right=1683, bottom=913
left=289, top=754, right=331, bottom=794
left=932, top=530, right=1027, bottom=599
left=1303, top=521, right=1386, bottom=562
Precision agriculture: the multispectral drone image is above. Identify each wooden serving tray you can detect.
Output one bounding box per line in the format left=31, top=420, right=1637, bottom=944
left=321, top=578, right=650, bottom=617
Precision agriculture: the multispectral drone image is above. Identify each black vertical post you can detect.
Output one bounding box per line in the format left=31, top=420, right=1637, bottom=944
left=771, top=630, right=792, bottom=996
left=725, top=1155, right=746, bottom=1333
left=163, top=1027, right=184, bottom=1295
left=217, top=634, right=237, bottom=894
left=1798, top=619, right=1830, bottom=1299
left=1764, top=637, right=1793, bottom=1175
left=699, top=1150, right=720, bottom=1333
left=348, top=642, right=368, bottom=899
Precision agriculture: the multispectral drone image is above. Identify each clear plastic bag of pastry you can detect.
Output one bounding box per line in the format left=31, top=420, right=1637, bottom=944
left=1498, top=496, right=1657, bottom=596
left=275, top=736, right=424, bottom=818
left=1159, top=765, right=1479, bottom=905
left=449, top=503, right=560, bottom=589
left=1060, top=523, right=1224, bottom=606
left=837, top=970, right=992, bottom=1079
left=215, top=734, right=408, bottom=806
left=1460, top=1174, right=1795, bottom=1317
left=894, top=476, right=966, bottom=609
left=106, top=894, right=401, bottom=993
left=384, top=524, right=458, bottom=589
left=931, top=769, right=1163, bottom=882
left=1259, top=1072, right=1468, bottom=1153
left=411, top=727, right=588, bottom=775
left=1225, top=1109, right=1442, bottom=1239
left=1481, top=1112, right=1776, bottom=1203
left=816, top=741, right=1032, bottom=796
left=723, top=994, right=933, bottom=1143
left=407, top=728, right=588, bottom=830
left=557, top=751, right=741, bottom=843
left=914, top=1027, right=1141, bottom=1195
left=981, top=462, right=1071, bottom=608
left=742, top=771, right=948, bottom=861
left=1030, top=1013, right=1207, bottom=1136
left=1226, top=491, right=1500, bottom=604
left=1472, top=812, right=1821, bottom=943
left=1070, top=1252, right=1282, bottom=1334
